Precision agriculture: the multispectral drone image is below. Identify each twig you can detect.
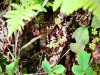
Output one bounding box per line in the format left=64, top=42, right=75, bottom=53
left=21, top=35, right=42, bottom=50
left=56, top=49, right=70, bottom=64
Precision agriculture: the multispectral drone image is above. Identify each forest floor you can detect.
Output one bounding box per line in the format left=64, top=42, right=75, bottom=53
left=0, top=1, right=100, bottom=75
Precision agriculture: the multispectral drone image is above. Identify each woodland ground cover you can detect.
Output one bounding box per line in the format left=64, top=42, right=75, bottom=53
left=0, top=0, right=100, bottom=75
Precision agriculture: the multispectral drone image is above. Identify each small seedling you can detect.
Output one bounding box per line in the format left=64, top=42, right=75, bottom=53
left=92, top=28, right=98, bottom=35
left=46, top=43, right=53, bottom=48
left=42, top=61, right=65, bottom=75
left=55, top=18, right=61, bottom=25
left=72, top=50, right=95, bottom=75
left=89, top=43, right=96, bottom=50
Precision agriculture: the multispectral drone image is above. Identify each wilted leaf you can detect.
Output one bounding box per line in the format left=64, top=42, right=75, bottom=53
left=70, top=26, right=89, bottom=53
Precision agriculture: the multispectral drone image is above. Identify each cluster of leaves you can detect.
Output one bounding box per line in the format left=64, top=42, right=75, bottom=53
left=53, top=0, right=100, bottom=20
left=42, top=61, right=65, bottom=75
left=0, top=59, right=18, bottom=75
left=72, top=50, right=96, bottom=75
left=3, top=0, right=46, bottom=37
left=0, top=50, right=18, bottom=75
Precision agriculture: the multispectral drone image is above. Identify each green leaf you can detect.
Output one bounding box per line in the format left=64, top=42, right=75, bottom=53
left=21, top=11, right=33, bottom=17
left=91, top=15, right=100, bottom=28
left=77, top=51, right=91, bottom=70
left=31, top=4, right=44, bottom=11
left=20, top=0, right=29, bottom=7
left=48, top=72, right=54, bottom=75
left=6, top=59, right=18, bottom=75
left=52, top=65, right=65, bottom=74
left=0, top=66, right=2, bottom=72
left=84, top=67, right=93, bottom=75
left=53, top=0, right=62, bottom=11
left=11, top=4, right=23, bottom=10
left=70, top=26, right=89, bottom=53
left=42, top=61, right=51, bottom=73
left=17, top=19, right=24, bottom=26
left=72, top=65, right=84, bottom=75
left=25, top=9, right=37, bottom=16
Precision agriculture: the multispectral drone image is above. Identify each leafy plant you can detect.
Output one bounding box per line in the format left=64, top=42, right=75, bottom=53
left=6, top=59, right=18, bottom=75
left=3, top=0, right=46, bottom=37
left=55, top=18, right=61, bottom=25
left=46, top=43, right=53, bottom=48
left=42, top=61, right=65, bottom=75
left=53, top=0, right=100, bottom=20
left=0, top=49, right=18, bottom=75
left=72, top=50, right=95, bottom=75
left=70, top=26, right=89, bottom=53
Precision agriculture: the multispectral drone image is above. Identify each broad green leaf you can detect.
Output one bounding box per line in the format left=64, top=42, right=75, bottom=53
left=70, top=26, right=89, bottom=53
left=91, top=15, right=100, bottom=28
left=42, top=61, right=51, bottom=73
left=6, top=59, right=18, bottom=75
left=77, top=51, right=91, bottom=70
left=52, top=65, right=65, bottom=74
left=72, top=65, right=84, bottom=75
left=84, top=67, right=93, bottom=75
left=48, top=72, right=54, bottom=75
left=0, top=66, right=2, bottom=72
left=53, top=0, right=62, bottom=11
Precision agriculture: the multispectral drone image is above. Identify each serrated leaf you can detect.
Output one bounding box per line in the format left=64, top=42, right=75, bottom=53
left=53, top=0, right=62, bottom=11
left=20, top=0, right=29, bottom=7
left=42, top=61, right=51, bottom=73
left=70, top=26, right=89, bottom=53
left=29, top=0, right=35, bottom=5
left=84, top=67, right=93, bottom=75
left=72, top=65, right=84, bottom=75
left=20, top=15, right=31, bottom=21
left=52, top=65, right=65, bottom=74
left=17, top=19, right=24, bottom=26
left=77, top=50, right=91, bottom=70
left=3, top=14, right=15, bottom=18
left=11, top=4, right=22, bottom=10
left=21, top=11, right=33, bottom=17
left=5, top=10, right=18, bottom=15
left=6, top=59, right=18, bottom=75
left=31, top=4, right=44, bottom=11
left=8, top=25, right=19, bottom=37
left=91, top=15, right=100, bottom=28
left=25, top=9, right=37, bottom=16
